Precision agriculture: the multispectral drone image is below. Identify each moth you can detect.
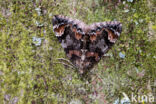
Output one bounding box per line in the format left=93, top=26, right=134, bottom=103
left=52, top=15, right=122, bottom=74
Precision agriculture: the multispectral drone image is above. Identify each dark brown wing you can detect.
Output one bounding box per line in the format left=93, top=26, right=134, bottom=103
left=86, top=21, right=122, bottom=61
left=52, top=15, right=85, bottom=68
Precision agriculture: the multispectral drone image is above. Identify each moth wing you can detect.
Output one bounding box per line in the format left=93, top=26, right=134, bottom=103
left=52, top=15, right=84, bottom=68
left=86, top=21, right=122, bottom=60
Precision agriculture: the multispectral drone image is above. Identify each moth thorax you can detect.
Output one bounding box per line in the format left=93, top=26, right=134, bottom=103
left=81, top=55, right=85, bottom=61
left=81, top=49, right=87, bottom=61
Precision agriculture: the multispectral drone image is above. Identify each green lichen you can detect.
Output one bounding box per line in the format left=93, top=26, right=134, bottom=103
left=0, top=0, right=155, bottom=104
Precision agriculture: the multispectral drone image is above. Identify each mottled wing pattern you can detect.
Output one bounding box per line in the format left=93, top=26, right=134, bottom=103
left=52, top=15, right=122, bottom=73
left=87, top=21, right=122, bottom=59
left=80, top=22, right=122, bottom=73
left=52, top=15, right=85, bottom=69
